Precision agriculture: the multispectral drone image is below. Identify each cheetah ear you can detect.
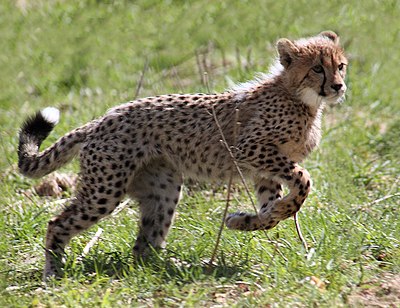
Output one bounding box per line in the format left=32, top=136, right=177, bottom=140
left=277, top=38, right=299, bottom=69
left=319, top=31, right=340, bottom=45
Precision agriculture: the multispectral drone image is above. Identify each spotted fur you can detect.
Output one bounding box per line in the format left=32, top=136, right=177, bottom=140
left=17, top=31, right=347, bottom=279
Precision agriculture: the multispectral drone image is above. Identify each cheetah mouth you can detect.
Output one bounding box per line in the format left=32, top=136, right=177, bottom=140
left=325, top=90, right=346, bottom=105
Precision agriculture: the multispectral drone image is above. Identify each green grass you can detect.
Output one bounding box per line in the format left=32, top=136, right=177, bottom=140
left=1, top=0, right=399, bottom=306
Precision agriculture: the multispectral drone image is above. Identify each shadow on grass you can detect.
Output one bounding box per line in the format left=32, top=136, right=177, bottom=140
left=73, top=250, right=249, bottom=284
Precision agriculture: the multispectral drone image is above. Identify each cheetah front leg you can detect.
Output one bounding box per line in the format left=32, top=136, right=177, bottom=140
left=226, top=163, right=311, bottom=231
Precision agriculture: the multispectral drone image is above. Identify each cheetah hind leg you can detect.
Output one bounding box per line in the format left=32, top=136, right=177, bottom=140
left=128, top=159, right=183, bottom=257
left=44, top=188, right=125, bottom=279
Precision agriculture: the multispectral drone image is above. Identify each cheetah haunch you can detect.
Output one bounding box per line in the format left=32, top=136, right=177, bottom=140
left=18, top=31, right=347, bottom=279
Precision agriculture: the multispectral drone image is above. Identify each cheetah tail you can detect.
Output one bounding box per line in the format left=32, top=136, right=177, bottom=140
left=18, top=107, right=85, bottom=178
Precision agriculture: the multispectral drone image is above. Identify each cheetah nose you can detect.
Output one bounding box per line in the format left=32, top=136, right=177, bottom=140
left=331, top=84, right=343, bottom=92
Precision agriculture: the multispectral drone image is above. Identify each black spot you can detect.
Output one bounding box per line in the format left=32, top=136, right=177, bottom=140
left=258, top=186, right=268, bottom=194
left=98, top=198, right=108, bottom=205
left=142, top=217, right=154, bottom=227
left=293, top=199, right=301, bottom=210
left=98, top=207, right=107, bottom=214
left=53, top=236, right=63, bottom=244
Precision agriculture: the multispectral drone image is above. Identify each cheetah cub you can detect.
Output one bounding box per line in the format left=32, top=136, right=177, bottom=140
left=18, top=31, right=347, bottom=279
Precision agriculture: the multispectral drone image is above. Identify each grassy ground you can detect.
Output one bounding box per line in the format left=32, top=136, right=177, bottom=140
left=1, top=0, right=399, bottom=306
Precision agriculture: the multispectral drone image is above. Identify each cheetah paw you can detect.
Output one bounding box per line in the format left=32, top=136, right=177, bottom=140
left=225, top=212, right=251, bottom=230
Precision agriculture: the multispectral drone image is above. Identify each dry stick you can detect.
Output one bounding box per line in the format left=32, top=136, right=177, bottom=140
left=134, top=58, right=149, bottom=100
left=203, top=72, right=211, bottom=94
left=220, top=48, right=228, bottom=76
left=202, top=49, right=211, bottom=92
left=210, top=106, right=257, bottom=212
left=195, top=49, right=205, bottom=87
left=209, top=106, right=288, bottom=263
left=208, top=109, right=241, bottom=266
left=246, top=47, right=252, bottom=72
left=294, top=212, right=308, bottom=251
left=235, top=46, right=242, bottom=73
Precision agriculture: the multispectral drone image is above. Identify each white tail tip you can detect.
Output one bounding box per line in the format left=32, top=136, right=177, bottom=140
left=41, top=107, right=60, bottom=125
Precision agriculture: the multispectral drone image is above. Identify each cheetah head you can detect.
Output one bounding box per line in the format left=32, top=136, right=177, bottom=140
left=277, top=31, right=348, bottom=109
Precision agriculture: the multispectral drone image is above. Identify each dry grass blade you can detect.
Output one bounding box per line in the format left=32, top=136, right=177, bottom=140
left=134, top=58, right=149, bottom=99
left=294, top=212, right=308, bottom=251
left=368, top=192, right=400, bottom=206
left=79, top=227, right=103, bottom=259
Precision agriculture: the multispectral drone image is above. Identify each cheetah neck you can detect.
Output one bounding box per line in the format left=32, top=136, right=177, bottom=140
left=298, top=88, right=326, bottom=115
left=305, top=103, right=324, bottom=150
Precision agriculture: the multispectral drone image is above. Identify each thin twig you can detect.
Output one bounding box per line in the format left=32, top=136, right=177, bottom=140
left=235, top=46, right=242, bottom=73
left=208, top=167, right=235, bottom=266
left=203, top=72, right=211, bottom=93
left=210, top=106, right=287, bottom=262
left=246, top=47, right=252, bottom=72
left=210, top=106, right=257, bottom=211
left=195, top=49, right=204, bottom=87
left=134, top=58, right=149, bottom=99
left=294, top=212, right=308, bottom=251
left=208, top=109, right=240, bottom=266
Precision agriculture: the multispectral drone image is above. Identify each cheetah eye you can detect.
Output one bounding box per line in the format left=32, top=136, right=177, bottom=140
left=312, top=65, right=324, bottom=73
left=338, top=63, right=345, bottom=71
